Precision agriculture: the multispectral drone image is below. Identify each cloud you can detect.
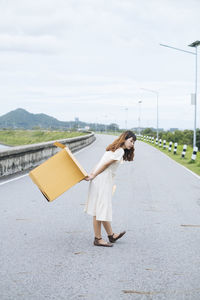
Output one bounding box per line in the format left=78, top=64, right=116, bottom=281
left=0, top=0, right=200, bottom=129
left=0, top=34, right=61, bottom=54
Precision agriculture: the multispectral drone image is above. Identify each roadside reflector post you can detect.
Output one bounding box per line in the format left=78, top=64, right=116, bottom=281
left=181, top=145, right=187, bottom=158
left=168, top=141, right=173, bottom=152
left=174, top=142, right=178, bottom=154
left=191, top=146, right=198, bottom=161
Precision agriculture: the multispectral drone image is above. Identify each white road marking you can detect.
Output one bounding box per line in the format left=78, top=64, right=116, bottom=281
left=164, top=154, right=200, bottom=180
left=0, top=139, right=97, bottom=186
left=0, top=174, right=28, bottom=186
left=143, top=141, right=200, bottom=181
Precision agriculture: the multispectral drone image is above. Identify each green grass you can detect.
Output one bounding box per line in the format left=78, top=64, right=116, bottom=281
left=140, top=138, right=200, bottom=176
left=0, top=130, right=88, bottom=146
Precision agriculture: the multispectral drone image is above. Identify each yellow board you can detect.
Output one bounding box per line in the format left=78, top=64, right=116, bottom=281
left=29, top=143, right=88, bottom=202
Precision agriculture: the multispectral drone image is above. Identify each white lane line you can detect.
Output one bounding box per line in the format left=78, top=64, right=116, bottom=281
left=0, top=139, right=97, bottom=186
left=143, top=141, right=200, bottom=181
left=0, top=174, right=28, bottom=186
left=164, top=154, right=200, bottom=181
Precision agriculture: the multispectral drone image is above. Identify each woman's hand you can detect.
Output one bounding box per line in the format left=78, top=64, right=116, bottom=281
left=84, top=173, right=96, bottom=181
left=84, top=160, right=115, bottom=181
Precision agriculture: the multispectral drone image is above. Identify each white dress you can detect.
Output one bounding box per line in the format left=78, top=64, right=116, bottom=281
left=84, top=147, right=124, bottom=222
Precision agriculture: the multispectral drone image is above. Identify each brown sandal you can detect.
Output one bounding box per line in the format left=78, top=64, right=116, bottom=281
left=108, top=231, right=126, bottom=243
left=94, top=237, right=113, bottom=247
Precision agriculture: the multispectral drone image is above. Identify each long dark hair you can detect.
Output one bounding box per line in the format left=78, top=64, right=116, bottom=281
left=106, top=131, right=137, bottom=161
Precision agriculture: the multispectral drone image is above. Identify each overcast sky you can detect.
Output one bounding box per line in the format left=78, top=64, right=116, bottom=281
left=0, top=0, right=200, bottom=130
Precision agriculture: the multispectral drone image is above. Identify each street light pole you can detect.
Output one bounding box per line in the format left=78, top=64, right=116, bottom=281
left=141, top=88, right=159, bottom=140
left=160, top=40, right=200, bottom=148
left=188, top=41, right=200, bottom=148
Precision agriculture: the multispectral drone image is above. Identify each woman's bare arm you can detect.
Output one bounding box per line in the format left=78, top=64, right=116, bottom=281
left=85, top=159, right=116, bottom=181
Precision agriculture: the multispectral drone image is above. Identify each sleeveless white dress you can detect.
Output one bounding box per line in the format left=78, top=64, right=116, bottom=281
left=84, top=147, right=124, bottom=221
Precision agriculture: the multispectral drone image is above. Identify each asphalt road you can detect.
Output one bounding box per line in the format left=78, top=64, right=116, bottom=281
left=1, top=134, right=200, bottom=300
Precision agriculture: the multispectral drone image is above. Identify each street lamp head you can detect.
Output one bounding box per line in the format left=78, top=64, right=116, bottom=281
left=188, top=40, right=200, bottom=47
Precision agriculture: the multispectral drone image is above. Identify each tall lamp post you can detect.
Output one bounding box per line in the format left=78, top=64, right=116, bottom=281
left=160, top=40, right=200, bottom=148
left=141, top=88, right=159, bottom=140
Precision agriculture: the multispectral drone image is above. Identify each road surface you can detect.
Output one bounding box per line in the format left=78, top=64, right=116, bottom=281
left=1, top=134, right=200, bottom=299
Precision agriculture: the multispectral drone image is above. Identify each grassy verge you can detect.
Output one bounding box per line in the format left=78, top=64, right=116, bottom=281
left=140, top=139, right=200, bottom=176
left=0, top=130, right=88, bottom=146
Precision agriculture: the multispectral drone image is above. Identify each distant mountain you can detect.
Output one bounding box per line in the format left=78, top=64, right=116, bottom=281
left=0, top=108, right=108, bottom=131
left=0, top=108, right=85, bottom=129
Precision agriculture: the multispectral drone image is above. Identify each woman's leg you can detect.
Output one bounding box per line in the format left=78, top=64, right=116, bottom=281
left=93, top=216, right=102, bottom=238
left=93, top=216, right=111, bottom=245
left=102, top=221, right=113, bottom=236
left=102, top=221, right=121, bottom=239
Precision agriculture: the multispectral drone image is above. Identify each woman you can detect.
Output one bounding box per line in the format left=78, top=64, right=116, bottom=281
left=84, top=131, right=136, bottom=247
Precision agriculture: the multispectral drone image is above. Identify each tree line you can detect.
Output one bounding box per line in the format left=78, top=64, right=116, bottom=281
left=141, top=128, right=200, bottom=149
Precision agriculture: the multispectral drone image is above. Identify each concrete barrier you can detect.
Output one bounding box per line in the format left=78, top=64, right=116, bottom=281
left=0, top=132, right=95, bottom=178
